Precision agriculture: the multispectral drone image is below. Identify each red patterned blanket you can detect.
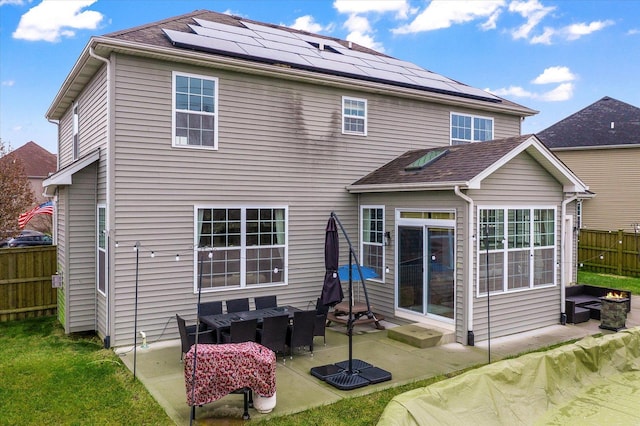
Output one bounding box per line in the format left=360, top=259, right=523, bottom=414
left=184, top=342, right=276, bottom=406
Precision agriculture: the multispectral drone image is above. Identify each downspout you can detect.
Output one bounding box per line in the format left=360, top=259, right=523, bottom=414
left=47, top=118, right=60, bottom=170
left=560, top=193, right=578, bottom=325
left=89, top=46, right=112, bottom=348
left=454, top=186, right=475, bottom=346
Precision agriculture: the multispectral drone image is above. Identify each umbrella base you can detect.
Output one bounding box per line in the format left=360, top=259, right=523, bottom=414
left=311, top=359, right=392, bottom=390
left=324, top=370, right=370, bottom=390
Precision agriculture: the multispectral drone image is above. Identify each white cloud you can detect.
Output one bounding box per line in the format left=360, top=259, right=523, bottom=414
left=2, top=80, right=15, bottom=86
left=628, top=29, right=640, bottom=35
left=393, top=0, right=505, bottom=34
left=290, top=15, right=324, bottom=33
left=333, top=0, right=412, bottom=19
left=346, top=31, right=385, bottom=52
left=344, top=14, right=372, bottom=34
left=13, top=0, right=103, bottom=42
left=539, top=82, right=573, bottom=101
left=532, top=66, right=575, bottom=84
left=530, top=27, right=555, bottom=44
left=508, top=0, right=555, bottom=40
left=564, top=20, right=614, bottom=40
left=0, top=0, right=26, bottom=6
left=12, top=125, right=23, bottom=132
left=487, top=85, right=536, bottom=98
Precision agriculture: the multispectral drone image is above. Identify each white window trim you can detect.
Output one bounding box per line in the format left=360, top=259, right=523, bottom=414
left=193, top=205, right=288, bottom=293
left=450, top=112, right=494, bottom=145
left=97, top=204, right=106, bottom=296
left=72, top=102, right=79, bottom=161
left=172, top=71, right=219, bottom=150
left=342, top=96, right=368, bottom=136
left=360, top=205, right=385, bottom=283
left=476, top=205, right=557, bottom=298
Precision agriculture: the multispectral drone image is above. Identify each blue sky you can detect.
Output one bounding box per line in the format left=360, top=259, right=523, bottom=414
left=1, top=0, right=638, bottom=154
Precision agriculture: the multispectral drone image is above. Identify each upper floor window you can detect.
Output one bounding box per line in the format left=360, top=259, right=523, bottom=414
left=195, top=206, right=287, bottom=291
left=342, top=97, right=367, bottom=136
left=451, top=113, right=493, bottom=145
left=173, top=72, right=218, bottom=149
left=72, top=103, right=79, bottom=160
left=361, top=206, right=384, bottom=280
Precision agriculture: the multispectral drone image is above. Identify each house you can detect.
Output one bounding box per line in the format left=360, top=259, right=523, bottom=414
left=6, top=141, right=57, bottom=203
left=5, top=141, right=57, bottom=232
left=43, top=10, right=585, bottom=348
left=537, top=96, right=640, bottom=233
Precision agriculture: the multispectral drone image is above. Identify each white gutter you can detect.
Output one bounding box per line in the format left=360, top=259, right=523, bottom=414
left=560, top=193, right=579, bottom=325
left=88, top=47, right=112, bottom=348
left=454, top=185, right=475, bottom=345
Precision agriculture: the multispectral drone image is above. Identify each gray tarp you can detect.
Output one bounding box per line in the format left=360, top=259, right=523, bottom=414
left=378, top=327, right=640, bottom=425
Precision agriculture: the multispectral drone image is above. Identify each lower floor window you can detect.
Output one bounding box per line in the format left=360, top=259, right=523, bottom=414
left=195, top=206, right=286, bottom=290
left=478, top=207, right=556, bottom=295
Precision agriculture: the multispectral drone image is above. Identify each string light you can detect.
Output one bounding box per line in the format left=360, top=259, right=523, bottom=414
left=175, top=254, right=180, bottom=262
left=150, top=251, right=155, bottom=258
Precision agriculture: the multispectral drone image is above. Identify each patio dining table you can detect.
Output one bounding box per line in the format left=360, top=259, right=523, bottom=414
left=200, top=305, right=301, bottom=342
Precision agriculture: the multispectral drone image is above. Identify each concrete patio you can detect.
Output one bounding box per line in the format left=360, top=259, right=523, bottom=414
left=117, top=300, right=640, bottom=425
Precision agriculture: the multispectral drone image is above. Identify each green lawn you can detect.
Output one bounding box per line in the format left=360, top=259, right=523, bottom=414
left=0, top=317, right=172, bottom=425
left=577, top=270, right=640, bottom=294
left=2, top=271, right=637, bottom=425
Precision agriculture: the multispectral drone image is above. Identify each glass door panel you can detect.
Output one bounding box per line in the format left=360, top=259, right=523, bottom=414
left=427, top=228, right=454, bottom=319
left=398, top=226, right=423, bottom=313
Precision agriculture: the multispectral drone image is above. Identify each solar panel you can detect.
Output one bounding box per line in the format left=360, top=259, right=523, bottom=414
left=162, top=19, right=500, bottom=103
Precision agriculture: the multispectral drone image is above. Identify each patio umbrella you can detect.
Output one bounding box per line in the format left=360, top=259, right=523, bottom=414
left=320, top=216, right=344, bottom=307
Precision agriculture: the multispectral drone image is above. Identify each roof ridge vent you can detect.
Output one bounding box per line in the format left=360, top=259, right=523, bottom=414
left=405, top=149, right=448, bottom=171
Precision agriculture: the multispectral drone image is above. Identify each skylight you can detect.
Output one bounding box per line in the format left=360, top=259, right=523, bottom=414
left=404, top=149, right=448, bottom=171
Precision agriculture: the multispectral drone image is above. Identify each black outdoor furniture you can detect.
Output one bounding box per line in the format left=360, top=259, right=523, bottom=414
left=176, top=314, right=215, bottom=361
left=314, top=298, right=329, bottom=345
left=256, top=314, right=289, bottom=361
left=226, top=298, right=250, bottom=313
left=286, top=310, right=316, bottom=359
left=199, top=305, right=300, bottom=342
left=565, top=284, right=631, bottom=324
left=222, top=318, right=258, bottom=343
left=199, top=301, right=223, bottom=316
left=254, top=295, right=278, bottom=310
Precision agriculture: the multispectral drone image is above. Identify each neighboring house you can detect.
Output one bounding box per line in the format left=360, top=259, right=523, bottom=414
left=6, top=141, right=57, bottom=232
left=43, top=10, right=585, bottom=348
left=7, top=141, right=57, bottom=205
left=537, top=96, right=640, bottom=233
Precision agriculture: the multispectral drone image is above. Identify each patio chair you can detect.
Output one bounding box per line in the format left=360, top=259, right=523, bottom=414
left=286, top=310, right=316, bottom=359
left=198, top=301, right=223, bottom=332
left=199, top=300, right=223, bottom=316
left=254, top=295, right=278, bottom=310
left=256, top=314, right=289, bottom=361
left=314, top=298, right=329, bottom=345
left=226, top=297, right=250, bottom=313
left=222, top=318, right=258, bottom=343
left=176, top=314, right=215, bottom=361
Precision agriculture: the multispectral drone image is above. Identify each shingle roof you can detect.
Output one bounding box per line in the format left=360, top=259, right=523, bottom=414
left=350, top=135, right=533, bottom=187
left=6, top=141, right=57, bottom=178
left=536, top=96, right=640, bottom=149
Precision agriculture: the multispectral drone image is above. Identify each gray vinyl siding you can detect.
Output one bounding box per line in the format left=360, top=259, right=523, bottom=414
left=357, top=192, right=468, bottom=343
left=56, top=187, right=68, bottom=328
left=554, top=147, right=640, bottom=233
left=58, top=108, right=73, bottom=167
left=66, top=163, right=98, bottom=333
left=468, top=152, right=564, bottom=341
left=106, top=54, right=524, bottom=346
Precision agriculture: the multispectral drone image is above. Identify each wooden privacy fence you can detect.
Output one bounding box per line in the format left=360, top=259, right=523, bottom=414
left=578, top=229, right=640, bottom=278
left=0, top=246, right=57, bottom=322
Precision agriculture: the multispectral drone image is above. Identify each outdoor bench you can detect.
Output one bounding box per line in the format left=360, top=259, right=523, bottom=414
left=565, top=284, right=631, bottom=324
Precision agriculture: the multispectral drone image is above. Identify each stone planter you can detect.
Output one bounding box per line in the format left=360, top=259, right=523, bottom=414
left=599, top=296, right=629, bottom=331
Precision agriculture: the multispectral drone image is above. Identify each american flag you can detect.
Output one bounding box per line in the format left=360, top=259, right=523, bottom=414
left=18, top=201, right=54, bottom=229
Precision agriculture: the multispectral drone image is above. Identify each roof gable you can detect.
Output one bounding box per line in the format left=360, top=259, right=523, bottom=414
left=537, top=96, right=640, bottom=149
left=347, top=135, right=587, bottom=193
left=5, top=142, right=57, bottom=178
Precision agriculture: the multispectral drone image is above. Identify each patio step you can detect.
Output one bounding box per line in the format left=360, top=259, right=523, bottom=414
left=387, top=324, right=454, bottom=348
